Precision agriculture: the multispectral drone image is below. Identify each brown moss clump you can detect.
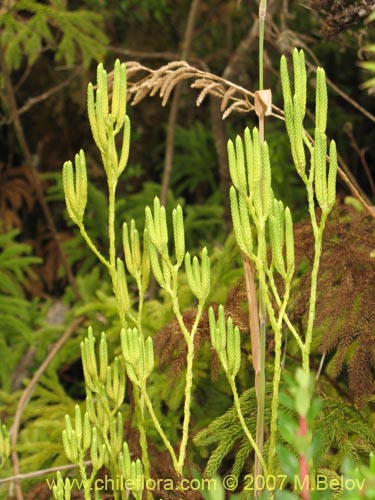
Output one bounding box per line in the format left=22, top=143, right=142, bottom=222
left=291, top=203, right=375, bottom=403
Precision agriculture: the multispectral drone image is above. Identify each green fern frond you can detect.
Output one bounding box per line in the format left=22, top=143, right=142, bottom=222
left=231, top=437, right=252, bottom=479
left=316, top=398, right=375, bottom=470
left=0, top=0, right=108, bottom=72
left=194, top=388, right=258, bottom=447
left=0, top=229, right=40, bottom=296
left=205, top=426, right=244, bottom=478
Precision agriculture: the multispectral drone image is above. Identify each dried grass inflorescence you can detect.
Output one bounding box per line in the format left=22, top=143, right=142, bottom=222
left=106, top=61, right=284, bottom=121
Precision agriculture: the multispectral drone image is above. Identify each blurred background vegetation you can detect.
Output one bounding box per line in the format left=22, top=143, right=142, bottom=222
left=0, top=0, right=375, bottom=497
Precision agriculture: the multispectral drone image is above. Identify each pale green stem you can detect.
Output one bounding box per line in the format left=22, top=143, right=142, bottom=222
left=140, top=382, right=179, bottom=471
left=266, top=278, right=292, bottom=476
left=107, top=179, right=117, bottom=272
left=177, top=300, right=205, bottom=474
left=178, top=338, right=195, bottom=474
left=77, top=460, right=90, bottom=500
left=302, top=211, right=327, bottom=374
left=168, top=266, right=205, bottom=473
left=307, top=178, right=319, bottom=237
left=133, top=388, right=153, bottom=500
left=266, top=268, right=304, bottom=352
left=79, top=224, right=111, bottom=271
left=227, top=374, right=268, bottom=475
left=258, top=0, right=267, bottom=90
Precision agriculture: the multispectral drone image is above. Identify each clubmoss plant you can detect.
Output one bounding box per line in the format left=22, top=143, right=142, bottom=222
left=57, top=39, right=338, bottom=498
left=226, top=47, right=337, bottom=484
left=59, top=59, right=212, bottom=500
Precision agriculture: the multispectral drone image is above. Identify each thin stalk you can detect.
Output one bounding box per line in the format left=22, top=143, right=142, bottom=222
left=133, top=390, right=153, bottom=500
left=227, top=375, right=268, bottom=475
left=266, top=278, right=292, bottom=475
left=177, top=338, right=195, bottom=474
left=140, top=384, right=179, bottom=471
left=258, top=0, right=267, bottom=90
left=107, top=179, right=117, bottom=272
left=302, top=212, right=327, bottom=374
left=176, top=301, right=205, bottom=474
left=79, top=225, right=111, bottom=271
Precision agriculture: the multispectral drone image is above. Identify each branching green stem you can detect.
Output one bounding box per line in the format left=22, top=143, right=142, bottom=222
left=139, top=383, right=179, bottom=471
left=177, top=301, right=205, bottom=474
left=266, top=276, right=292, bottom=476
left=78, top=224, right=110, bottom=271
left=227, top=374, right=268, bottom=475
left=302, top=211, right=327, bottom=374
